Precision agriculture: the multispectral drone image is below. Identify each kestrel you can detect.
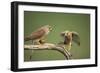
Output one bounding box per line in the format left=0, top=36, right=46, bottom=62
left=60, top=31, right=80, bottom=51
left=24, top=25, right=52, bottom=45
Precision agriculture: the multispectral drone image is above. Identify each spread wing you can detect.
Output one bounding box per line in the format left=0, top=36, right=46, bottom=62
left=72, top=32, right=80, bottom=46
left=24, top=28, right=45, bottom=41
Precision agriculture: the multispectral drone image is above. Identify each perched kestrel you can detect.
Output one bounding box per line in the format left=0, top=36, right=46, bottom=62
left=24, top=25, right=52, bottom=45
left=60, top=31, right=80, bottom=51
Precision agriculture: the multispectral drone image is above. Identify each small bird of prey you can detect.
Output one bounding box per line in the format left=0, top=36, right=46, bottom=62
left=60, top=31, right=80, bottom=51
left=24, top=25, right=52, bottom=45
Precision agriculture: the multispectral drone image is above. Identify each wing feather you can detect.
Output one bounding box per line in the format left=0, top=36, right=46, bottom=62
left=24, top=28, right=45, bottom=41
left=31, top=28, right=46, bottom=40
left=72, top=32, right=80, bottom=46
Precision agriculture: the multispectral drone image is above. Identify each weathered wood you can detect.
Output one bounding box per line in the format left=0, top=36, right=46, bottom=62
left=24, top=43, right=71, bottom=60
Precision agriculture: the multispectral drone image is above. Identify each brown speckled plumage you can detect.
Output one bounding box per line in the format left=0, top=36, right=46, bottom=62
left=24, top=25, right=52, bottom=44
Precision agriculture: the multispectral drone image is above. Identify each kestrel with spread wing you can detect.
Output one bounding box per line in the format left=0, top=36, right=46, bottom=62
left=24, top=25, right=52, bottom=45
left=60, top=31, right=80, bottom=51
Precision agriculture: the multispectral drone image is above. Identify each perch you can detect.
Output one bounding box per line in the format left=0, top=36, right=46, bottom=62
left=24, top=43, right=72, bottom=60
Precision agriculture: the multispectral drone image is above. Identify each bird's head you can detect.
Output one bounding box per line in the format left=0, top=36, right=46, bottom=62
left=61, top=31, right=80, bottom=46
left=61, top=31, right=70, bottom=37
left=41, top=25, right=52, bottom=35
left=44, top=25, right=52, bottom=31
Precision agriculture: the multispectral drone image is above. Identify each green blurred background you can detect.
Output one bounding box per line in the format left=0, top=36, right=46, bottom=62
left=24, top=11, right=90, bottom=61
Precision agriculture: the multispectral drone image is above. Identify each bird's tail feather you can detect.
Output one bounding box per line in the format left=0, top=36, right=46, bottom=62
left=24, top=36, right=32, bottom=41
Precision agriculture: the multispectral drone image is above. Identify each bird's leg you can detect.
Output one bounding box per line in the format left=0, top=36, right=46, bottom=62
left=35, top=40, right=41, bottom=45
left=32, top=40, right=38, bottom=45
left=32, top=40, right=41, bottom=45
left=32, top=40, right=34, bottom=44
